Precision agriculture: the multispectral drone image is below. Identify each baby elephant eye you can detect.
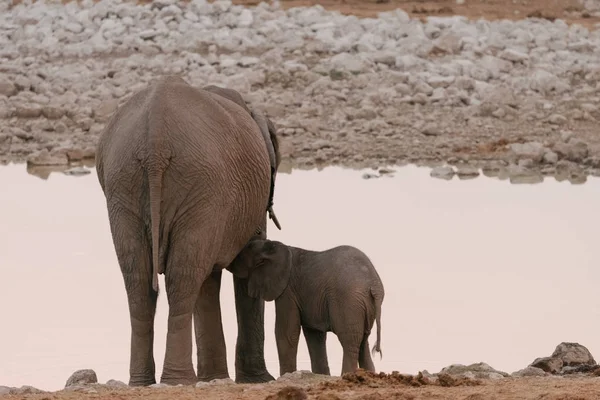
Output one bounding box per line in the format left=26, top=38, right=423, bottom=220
left=255, top=227, right=262, bottom=235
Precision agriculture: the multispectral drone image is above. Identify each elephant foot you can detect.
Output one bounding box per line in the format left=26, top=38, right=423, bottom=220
left=197, top=372, right=230, bottom=383
left=160, top=370, right=198, bottom=386
left=128, top=376, right=156, bottom=387
left=235, top=371, right=275, bottom=384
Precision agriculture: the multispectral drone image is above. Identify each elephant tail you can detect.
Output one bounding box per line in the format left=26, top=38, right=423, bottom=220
left=370, top=286, right=383, bottom=360
left=148, top=166, right=164, bottom=294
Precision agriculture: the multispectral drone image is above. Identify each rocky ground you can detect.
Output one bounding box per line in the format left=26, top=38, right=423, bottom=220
left=3, top=0, right=600, bottom=183
left=2, top=343, right=600, bottom=399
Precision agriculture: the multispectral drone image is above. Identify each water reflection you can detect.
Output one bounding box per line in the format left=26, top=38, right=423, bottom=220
left=1, top=163, right=600, bottom=391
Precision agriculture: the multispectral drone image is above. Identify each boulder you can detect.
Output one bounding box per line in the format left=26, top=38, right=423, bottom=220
left=65, top=369, right=98, bottom=387
left=529, top=342, right=597, bottom=375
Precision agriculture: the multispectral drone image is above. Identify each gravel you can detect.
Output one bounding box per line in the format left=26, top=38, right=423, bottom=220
left=2, top=0, right=600, bottom=183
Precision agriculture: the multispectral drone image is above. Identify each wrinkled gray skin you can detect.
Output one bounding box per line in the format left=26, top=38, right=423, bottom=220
left=96, top=76, right=281, bottom=386
left=228, top=239, right=384, bottom=376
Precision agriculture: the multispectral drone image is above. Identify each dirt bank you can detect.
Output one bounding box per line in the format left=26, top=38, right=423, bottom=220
left=2, top=371, right=600, bottom=400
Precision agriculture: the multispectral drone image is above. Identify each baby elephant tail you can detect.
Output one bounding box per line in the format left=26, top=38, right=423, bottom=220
left=370, top=287, right=383, bottom=360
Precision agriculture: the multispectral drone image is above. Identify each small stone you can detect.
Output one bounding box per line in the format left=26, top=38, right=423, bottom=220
left=421, top=123, right=441, bottom=136
left=208, top=378, right=234, bottom=385
left=427, top=76, right=455, bottom=88
left=492, top=108, right=506, bottom=118
left=414, top=80, right=434, bottom=95
left=149, top=383, right=170, bottom=388
left=139, top=29, right=158, bottom=40
left=548, top=114, right=567, bottom=125
left=531, top=357, right=564, bottom=374
left=510, top=142, right=546, bottom=163
left=64, top=167, right=91, bottom=176
left=543, top=151, right=559, bottom=164
left=277, top=370, right=321, bottom=382
left=0, top=78, right=17, bottom=97
left=237, top=8, right=253, bottom=27
left=554, top=140, right=589, bottom=162
left=65, top=369, right=98, bottom=387
left=238, top=56, right=259, bottom=67
left=430, top=166, right=455, bottom=180
left=105, top=379, right=128, bottom=388
left=12, top=386, right=44, bottom=394
left=42, top=106, right=65, bottom=120
left=27, top=149, right=69, bottom=166
left=265, top=386, right=308, bottom=400
left=456, top=166, right=480, bottom=179
left=433, top=32, right=462, bottom=54
left=362, top=173, right=379, bottom=179
left=498, top=49, right=529, bottom=62
left=329, top=53, right=367, bottom=74
left=15, top=106, right=43, bottom=118
left=511, top=366, right=547, bottom=377
left=64, top=22, right=83, bottom=33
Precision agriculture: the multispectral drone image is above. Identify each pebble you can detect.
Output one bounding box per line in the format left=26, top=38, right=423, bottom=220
left=430, top=166, right=455, bottom=180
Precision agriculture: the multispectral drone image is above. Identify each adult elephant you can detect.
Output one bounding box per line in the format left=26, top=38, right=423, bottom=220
left=95, top=76, right=281, bottom=386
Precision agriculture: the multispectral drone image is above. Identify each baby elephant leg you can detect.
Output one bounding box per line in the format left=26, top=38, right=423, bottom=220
left=359, top=336, right=375, bottom=372
left=337, top=331, right=362, bottom=375
left=302, top=326, right=330, bottom=375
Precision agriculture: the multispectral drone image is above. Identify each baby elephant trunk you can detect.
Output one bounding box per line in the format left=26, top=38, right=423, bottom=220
left=370, top=286, right=383, bottom=359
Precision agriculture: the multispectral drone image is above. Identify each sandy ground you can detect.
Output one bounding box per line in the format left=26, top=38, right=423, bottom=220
left=3, top=372, right=600, bottom=400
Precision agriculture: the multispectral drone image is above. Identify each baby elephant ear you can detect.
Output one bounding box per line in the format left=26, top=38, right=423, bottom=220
left=248, top=241, right=292, bottom=302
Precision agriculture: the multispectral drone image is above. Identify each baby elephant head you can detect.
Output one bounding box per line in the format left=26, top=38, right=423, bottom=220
left=229, top=239, right=292, bottom=301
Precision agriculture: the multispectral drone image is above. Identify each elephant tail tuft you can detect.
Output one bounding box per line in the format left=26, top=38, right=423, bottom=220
left=370, top=286, right=383, bottom=360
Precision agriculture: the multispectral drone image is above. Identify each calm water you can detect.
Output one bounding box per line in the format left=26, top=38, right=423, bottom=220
left=1, top=163, right=599, bottom=391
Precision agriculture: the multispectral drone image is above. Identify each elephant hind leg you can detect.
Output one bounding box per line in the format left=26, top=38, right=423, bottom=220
left=108, top=208, right=158, bottom=387
left=161, top=229, right=216, bottom=386
left=194, top=268, right=229, bottom=382
left=336, top=329, right=362, bottom=375
left=358, top=336, right=376, bottom=372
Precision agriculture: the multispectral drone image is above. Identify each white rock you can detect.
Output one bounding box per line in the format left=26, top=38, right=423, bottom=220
left=238, top=9, right=254, bottom=27
left=329, top=53, right=368, bottom=73
left=499, top=48, right=529, bottom=62
left=510, top=142, right=546, bottom=163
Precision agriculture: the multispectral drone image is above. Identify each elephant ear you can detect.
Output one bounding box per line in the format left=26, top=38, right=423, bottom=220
left=248, top=240, right=292, bottom=302
left=251, top=108, right=282, bottom=230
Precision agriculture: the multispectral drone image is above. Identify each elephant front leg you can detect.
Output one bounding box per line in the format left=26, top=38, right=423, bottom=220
left=302, top=326, right=331, bottom=375
left=275, top=298, right=301, bottom=376
left=194, top=269, right=229, bottom=382
left=233, top=275, right=275, bottom=383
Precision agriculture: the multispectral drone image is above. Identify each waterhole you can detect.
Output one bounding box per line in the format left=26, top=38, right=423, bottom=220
left=1, top=163, right=599, bottom=391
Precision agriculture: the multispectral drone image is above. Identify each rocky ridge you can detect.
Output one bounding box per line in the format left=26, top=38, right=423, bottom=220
left=2, top=0, right=600, bottom=182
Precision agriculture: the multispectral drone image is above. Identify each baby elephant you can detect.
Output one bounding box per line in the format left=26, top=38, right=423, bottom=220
left=228, top=239, right=384, bottom=376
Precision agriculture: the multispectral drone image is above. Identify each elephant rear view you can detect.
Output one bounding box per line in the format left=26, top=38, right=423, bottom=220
left=95, top=76, right=281, bottom=386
